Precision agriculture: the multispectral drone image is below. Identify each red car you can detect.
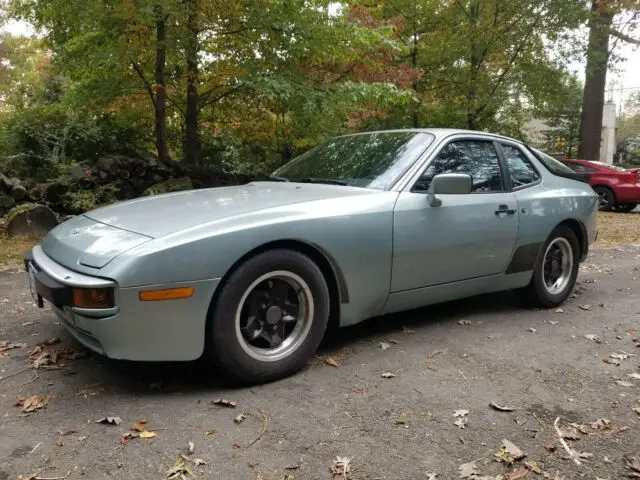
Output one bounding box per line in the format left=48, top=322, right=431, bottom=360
left=561, top=159, right=640, bottom=212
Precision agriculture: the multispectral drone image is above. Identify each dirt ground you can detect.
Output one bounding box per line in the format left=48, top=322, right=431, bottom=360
left=1, top=248, right=640, bottom=479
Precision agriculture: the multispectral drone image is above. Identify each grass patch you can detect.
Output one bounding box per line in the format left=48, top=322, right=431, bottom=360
left=0, top=233, right=40, bottom=269
left=594, top=211, right=640, bottom=248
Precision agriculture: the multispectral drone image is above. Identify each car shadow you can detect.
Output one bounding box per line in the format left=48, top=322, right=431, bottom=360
left=85, top=290, right=521, bottom=394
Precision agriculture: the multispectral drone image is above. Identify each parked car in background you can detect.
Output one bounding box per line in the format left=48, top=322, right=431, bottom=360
left=560, top=159, right=640, bottom=212
left=24, top=129, right=598, bottom=384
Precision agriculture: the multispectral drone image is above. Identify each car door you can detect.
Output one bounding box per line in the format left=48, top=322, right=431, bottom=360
left=391, top=137, right=519, bottom=292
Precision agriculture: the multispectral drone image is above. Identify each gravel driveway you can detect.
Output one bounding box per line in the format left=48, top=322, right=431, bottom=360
left=1, top=246, right=640, bottom=480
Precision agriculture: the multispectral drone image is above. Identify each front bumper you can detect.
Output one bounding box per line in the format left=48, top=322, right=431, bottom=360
left=25, top=246, right=220, bottom=361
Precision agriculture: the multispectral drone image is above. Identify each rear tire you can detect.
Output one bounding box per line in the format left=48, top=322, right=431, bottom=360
left=594, top=186, right=615, bottom=212
left=517, top=225, right=580, bottom=308
left=207, top=249, right=330, bottom=384
left=614, top=202, right=637, bottom=213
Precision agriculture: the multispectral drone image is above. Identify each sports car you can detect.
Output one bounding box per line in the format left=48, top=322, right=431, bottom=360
left=24, top=129, right=598, bottom=384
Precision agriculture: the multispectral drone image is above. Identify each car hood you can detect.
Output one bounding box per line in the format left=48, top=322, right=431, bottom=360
left=83, top=182, right=378, bottom=238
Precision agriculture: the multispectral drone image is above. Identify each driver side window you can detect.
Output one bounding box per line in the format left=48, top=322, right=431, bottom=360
left=412, top=140, right=504, bottom=193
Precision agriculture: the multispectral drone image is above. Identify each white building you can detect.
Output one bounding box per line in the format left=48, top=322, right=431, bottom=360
left=599, top=101, right=616, bottom=165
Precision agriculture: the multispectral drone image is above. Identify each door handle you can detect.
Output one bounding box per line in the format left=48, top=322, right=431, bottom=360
left=495, top=205, right=516, bottom=215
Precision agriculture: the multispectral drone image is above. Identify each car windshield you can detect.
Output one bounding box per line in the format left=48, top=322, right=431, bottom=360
left=272, top=132, right=434, bottom=190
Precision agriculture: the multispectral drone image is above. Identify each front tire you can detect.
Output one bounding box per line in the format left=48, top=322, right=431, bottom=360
left=517, top=225, right=580, bottom=308
left=207, top=249, right=330, bottom=384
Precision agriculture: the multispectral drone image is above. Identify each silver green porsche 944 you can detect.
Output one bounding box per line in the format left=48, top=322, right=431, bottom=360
left=24, top=129, right=598, bottom=384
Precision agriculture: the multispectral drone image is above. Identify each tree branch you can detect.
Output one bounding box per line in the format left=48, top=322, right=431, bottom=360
left=609, top=27, right=640, bottom=46
left=198, top=83, right=245, bottom=112
left=131, top=62, right=157, bottom=111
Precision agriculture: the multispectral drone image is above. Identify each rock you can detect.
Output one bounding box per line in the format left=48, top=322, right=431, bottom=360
left=44, top=182, right=69, bottom=204
left=96, top=154, right=121, bottom=172
left=0, top=191, right=16, bottom=216
left=144, top=177, right=193, bottom=196
left=0, top=173, right=14, bottom=193
left=11, top=185, right=27, bottom=201
left=5, top=203, right=58, bottom=238
left=28, top=186, right=43, bottom=202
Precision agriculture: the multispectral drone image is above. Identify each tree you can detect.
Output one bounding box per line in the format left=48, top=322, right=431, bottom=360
left=535, top=74, right=584, bottom=158
left=349, top=0, right=585, bottom=133
left=578, top=0, right=640, bottom=160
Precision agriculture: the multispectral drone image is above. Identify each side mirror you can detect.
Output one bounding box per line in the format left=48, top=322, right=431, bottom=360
left=427, top=173, right=472, bottom=207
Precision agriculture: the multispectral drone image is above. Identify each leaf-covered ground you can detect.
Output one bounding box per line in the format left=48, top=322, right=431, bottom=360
left=1, top=244, right=640, bottom=479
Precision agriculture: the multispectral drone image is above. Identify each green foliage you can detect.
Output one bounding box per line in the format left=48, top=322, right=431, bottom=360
left=60, top=183, right=118, bottom=214
left=0, top=104, right=146, bottom=180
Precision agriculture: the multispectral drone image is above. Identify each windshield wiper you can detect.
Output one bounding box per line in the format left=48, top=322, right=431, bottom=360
left=299, top=177, right=348, bottom=186
left=264, top=174, right=290, bottom=182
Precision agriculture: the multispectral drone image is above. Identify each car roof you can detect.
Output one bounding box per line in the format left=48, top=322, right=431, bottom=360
left=338, top=128, right=525, bottom=145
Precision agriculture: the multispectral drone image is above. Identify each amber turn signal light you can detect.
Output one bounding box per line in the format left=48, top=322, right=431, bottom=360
left=72, top=288, right=114, bottom=309
left=139, top=287, right=194, bottom=302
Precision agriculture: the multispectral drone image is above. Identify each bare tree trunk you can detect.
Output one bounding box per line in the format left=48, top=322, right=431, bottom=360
left=578, top=1, right=614, bottom=160
left=154, top=5, right=169, bottom=164
left=183, top=0, right=201, bottom=165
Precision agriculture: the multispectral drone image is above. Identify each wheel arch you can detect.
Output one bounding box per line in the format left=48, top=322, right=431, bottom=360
left=208, top=239, right=348, bottom=333
left=557, top=218, right=588, bottom=262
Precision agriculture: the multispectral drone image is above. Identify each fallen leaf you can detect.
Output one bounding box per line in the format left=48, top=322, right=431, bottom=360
left=554, top=308, right=564, bottom=313
left=527, top=327, right=537, bottom=333
left=203, top=430, right=215, bottom=435
left=568, top=422, right=590, bottom=434
left=425, top=472, right=438, bottom=480
left=381, top=372, right=396, bottom=378
left=584, top=334, right=601, bottom=343
left=187, top=441, right=195, bottom=454
left=139, top=417, right=148, bottom=424
left=331, top=456, right=351, bottom=476
left=41, top=337, right=61, bottom=346
left=524, top=460, right=542, bottom=474
left=120, top=432, right=139, bottom=445
left=94, top=416, right=122, bottom=426
left=616, top=380, right=634, bottom=387
left=612, top=352, right=632, bottom=360
left=179, top=454, right=207, bottom=466
left=234, top=413, right=246, bottom=424
left=166, top=457, right=194, bottom=480
left=379, top=342, right=390, bottom=350
left=458, top=461, right=478, bottom=479
left=495, top=439, right=526, bottom=464
left=15, top=395, right=48, bottom=412
left=490, top=402, right=515, bottom=412
left=543, top=444, right=556, bottom=452
left=558, top=426, right=581, bottom=440
left=579, top=304, right=591, bottom=311
left=132, top=423, right=146, bottom=432
left=211, top=399, right=236, bottom=408
left=457, top=319, right=472, bottom=326
left=0, top=341, right=26, bottom=354
left=323, top=356, right=339, bottom=367
left=633, top=407, right=640, bottom=415
left=628, top=373, right=640, bottom=380
left=454, top=409, right=469, bottom=417
left=590, top=418, right=611, bottom=430
left=454, top=417, right=467, bottom=429
left=506, top=469, right=529, bottom=480
left=389, top=339, right=400, bottom=344
left=603, top=358, right=620, bottom=366
left=395, top=419, right=407, bottom=425
left=139, top=430, right=156, bottom=438
left=574, top=451, right=593, bottom=462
